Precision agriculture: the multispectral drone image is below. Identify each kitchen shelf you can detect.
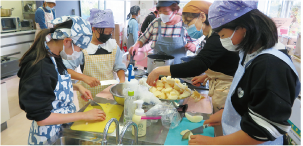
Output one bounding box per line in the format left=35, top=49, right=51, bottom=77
left=23, top=12, right=35, bottom=15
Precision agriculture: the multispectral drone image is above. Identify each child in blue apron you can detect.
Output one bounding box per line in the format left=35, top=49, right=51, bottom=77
left=188, top=1, right=301, bottom=145
left=18, top=16, right=106, bottom=145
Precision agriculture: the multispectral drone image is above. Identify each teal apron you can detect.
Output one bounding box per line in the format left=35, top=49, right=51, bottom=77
left=153, top=19, right=187, bottom=64
left=28, top=56, right=76, bottom=145
left=222, top=48, right=300, bottom=145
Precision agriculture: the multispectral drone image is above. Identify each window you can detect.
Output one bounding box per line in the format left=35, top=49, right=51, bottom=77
left=258, top=0, right=301, bottom=36
left=80, top=0, right=99, bottom=20
left=288, top=1, right=301, bottom=36
left=80, top=0, right=130, bottom=24
left=267, top=0, right=283, bottom=18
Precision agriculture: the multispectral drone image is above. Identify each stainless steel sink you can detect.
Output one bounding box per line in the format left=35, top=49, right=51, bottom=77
left=52, top=136, right=137, bottom=146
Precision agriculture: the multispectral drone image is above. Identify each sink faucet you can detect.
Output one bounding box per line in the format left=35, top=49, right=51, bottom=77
left=118, top=121, right=138, bottom=145
left=102, top=118, right=120, bottom=145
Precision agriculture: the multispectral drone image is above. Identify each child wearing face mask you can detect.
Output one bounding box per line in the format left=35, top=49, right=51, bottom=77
left=187, top=1, right=300, bottom=145
left=18, top=16, right=106, bottom=145
left=146, top=1, right=240, bottom=137
left=35, top=0, right=56, bottom=38
left=127, top=6, right=141, bottom=50
left=63, top=9, right=127, bottom=108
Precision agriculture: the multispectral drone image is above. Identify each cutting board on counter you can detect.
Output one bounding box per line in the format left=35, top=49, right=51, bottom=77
left=164, top=118, right=214, bottom=145
left=71, top=103, right=123, bottom=133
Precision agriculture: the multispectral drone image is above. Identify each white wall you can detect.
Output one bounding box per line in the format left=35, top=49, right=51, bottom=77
left=1, top=1, right=24, bottom=19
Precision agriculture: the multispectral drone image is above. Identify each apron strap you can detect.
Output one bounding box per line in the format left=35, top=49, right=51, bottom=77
left=245, top=48, right=301, bottom=97
left=49, top=56, right=60, bottom=74
left=157, top=19, right=162, bottom=38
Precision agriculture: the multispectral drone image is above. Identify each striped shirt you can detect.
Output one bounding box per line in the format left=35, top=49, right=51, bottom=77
left=139, top=18, right=200, bottom=48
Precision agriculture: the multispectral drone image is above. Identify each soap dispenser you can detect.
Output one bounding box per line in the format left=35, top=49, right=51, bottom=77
left=132, top=100, right=146, bottom=137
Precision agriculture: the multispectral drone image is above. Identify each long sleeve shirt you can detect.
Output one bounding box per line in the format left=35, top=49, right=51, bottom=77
left=138, top=18, right=200, bottom=48
left=35, top=7, right=56, bottom=29
left=170, top=33, right=239, bottom=78
left=127, top=18, right=139, bottom=43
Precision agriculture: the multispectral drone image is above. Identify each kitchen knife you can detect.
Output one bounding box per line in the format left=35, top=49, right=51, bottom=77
left=182, top=124, right=210, bottom=140
left=100, top=80, right=119, bottom=86
left=89, top=99, right=104, bottom=111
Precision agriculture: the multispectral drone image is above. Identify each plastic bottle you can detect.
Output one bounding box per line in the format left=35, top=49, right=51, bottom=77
left=124, top=91, right=137, bottom=129
left=132, top=100, right=146, bottom=137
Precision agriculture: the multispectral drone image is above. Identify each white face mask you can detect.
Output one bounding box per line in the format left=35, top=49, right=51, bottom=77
left=60, top=43, right=82, bottom=60
left=220, top=29, right=238, bottom=52
left=159, top=12, right=175, bottom=23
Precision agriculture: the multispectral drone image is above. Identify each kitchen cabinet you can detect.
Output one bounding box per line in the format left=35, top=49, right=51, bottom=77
left=1, top=82, right=10, bottom=132
left=1, top=30, right=35, bottom=58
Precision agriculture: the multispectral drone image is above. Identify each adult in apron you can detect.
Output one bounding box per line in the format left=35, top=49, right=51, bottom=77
left=222, top=48, right=300, bottom=145
left=34, top=1, right=56, bottom=38
left=76, top=48, right=117, bottom=108
left=126, top=6, right=140, bottom=50
left=28, top=56, right=75, bottom=145
left=153, top=19, right=186, bottom=64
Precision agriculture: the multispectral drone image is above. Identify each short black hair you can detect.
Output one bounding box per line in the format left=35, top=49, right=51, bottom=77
left=182, top=12, right=209, bottom=26
left=213, top=9, right=278, bottom=53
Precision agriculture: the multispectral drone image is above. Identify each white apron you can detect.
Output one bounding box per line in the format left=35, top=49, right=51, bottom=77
left=35, top=7, right=54, bottom=38
left=222, top=48, right=300, bottom=145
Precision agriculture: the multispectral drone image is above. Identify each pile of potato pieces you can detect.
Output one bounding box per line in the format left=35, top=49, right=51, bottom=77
left=149, top=76, right=192, bottom=100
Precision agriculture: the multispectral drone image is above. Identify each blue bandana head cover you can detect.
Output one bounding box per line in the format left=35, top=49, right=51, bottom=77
left=49, top=15, right=93, bottom=49
left=208, top=0, right=258, bottom=29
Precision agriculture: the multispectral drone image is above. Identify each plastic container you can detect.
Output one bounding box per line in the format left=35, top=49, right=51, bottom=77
left=132, top=100, right=146, bottom=137
left=124, top=91, right=137, bottom=130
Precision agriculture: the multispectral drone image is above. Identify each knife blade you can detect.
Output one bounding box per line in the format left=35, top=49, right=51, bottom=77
left=89, top=99, right=104, bottom=111
left=182, top=124, right=210, bottom=140
left=100, top=80, right=119, bottom=86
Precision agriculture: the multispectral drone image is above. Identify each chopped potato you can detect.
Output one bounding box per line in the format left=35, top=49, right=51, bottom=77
left=180, top=91, right=191, bottom=98
left=157, top=86, right=163, bottom=91
left=163, top=87, right=173, bottom=93
left=158, top=92, right=166, bottom=99
left=150, top=77, right=192, bottom=100
left=150, top=87, right=157, bottom=93
left=156, top=80, right=164, bottom=87
left=153, top=90, right=162, bottom=97
left=164, top=83, right=171, bottom=89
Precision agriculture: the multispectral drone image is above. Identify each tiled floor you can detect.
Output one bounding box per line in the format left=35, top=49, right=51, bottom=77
left=1, top=76, right=80, bottom=145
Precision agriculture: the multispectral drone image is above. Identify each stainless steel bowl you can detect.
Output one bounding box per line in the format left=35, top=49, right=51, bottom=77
left=109, top=83, right=125, bottom=105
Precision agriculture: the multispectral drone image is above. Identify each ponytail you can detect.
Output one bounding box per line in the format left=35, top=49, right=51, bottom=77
left=19, top=20, right=73, bottom=67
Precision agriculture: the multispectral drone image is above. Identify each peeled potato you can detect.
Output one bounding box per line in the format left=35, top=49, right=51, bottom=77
left=185, top=113, right=203, bottom=123
left=156, top=80, right=164, bottom=87
left=180, top=91, right=191, bottom=98
left=188, top=132, right=193, bottom=141
left=157, top=86, right=163, bottom=91
left=164, top=83, right=171, bottom=89
left=173, top=83, right=181, bottom=91
left=166, top=79, right=175, bottom=86
left=163, top=87, right=173, bottom=93
left=153, top=90, right=162, bottom=97
left=171, top=89, right=180, bottom=96
left=158, top=92, right=166, bottom=99
left=150, top=87, right=157, bottom=93
left=161, top=77, right=167, bottom=83
left=180, top=129, right=190, bottom=135
left=175, top=78, right=181, bottom=84
left=168, top=94, right=178, bottom=100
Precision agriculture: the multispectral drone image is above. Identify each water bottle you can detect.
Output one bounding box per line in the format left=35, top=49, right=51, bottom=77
left=123, top=90, right=136, bottom=130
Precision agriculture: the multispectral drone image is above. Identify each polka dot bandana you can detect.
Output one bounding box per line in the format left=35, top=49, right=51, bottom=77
left=208, top=0, right=258, bottom=29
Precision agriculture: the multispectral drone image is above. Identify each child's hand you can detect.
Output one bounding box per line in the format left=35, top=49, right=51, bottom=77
left=203, top=109, right=224, bottom=126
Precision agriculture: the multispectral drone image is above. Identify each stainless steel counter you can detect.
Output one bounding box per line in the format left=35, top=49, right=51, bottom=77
left=49, top=87, right=211, bottom=145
